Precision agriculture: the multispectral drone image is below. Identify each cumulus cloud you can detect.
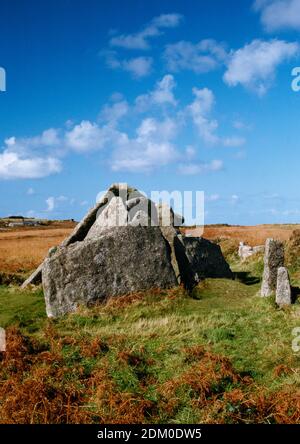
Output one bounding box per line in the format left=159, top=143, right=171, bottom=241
left=135, top=74, right=177, bottom=111
left=103, top=51, right=153, bottom=78
left=0, top=151, right=62, bottom=180
left=0, top=76, right=236, bottom=179
left=163, top=39, right=227, bottom=73
left=65, top=121, right=109, bottom=153
left=223, top=39, right=299, bottom=95
left=187, top=87, right=219, bottom=144
left=111, top=117, right=179, bottom=172
left=178, top=159, right=223, bottom=175
left=109, top=13, right=183, bottom=50
left=253, top=0, right=300, bottom=32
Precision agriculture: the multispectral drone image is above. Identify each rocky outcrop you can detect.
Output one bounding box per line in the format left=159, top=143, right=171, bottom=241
left=261, top=238, right=285, bottom=297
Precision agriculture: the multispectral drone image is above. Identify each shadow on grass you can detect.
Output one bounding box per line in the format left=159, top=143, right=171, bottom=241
left=233, top=271, right=261, bottom=286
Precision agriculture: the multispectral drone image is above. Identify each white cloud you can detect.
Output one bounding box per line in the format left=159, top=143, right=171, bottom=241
left=232, top=120, right=251, bottom=130
left=104, top=51, right=153, bottom=78
left=185, top=145, right=196, bottom=160
left=223, top=39, right=299, bottom=95
left=178, top=159, right=223, bottom=175
left=0, top=151, right=62, bottom=180
left=254, top=0, right=300, bottom=32
left=187, top=87, right=219, bottom=144
left=163, top=39, right=227, bottom=73
left=109, top=13, right=183, bottom=50
left=135, top=74, right=177, bottom=111
left=46, top=197, right=55, bottom=212
left=65, top=120, right=109, bottom=153
left=122, top=57, right=153, bottom=78
left=111, top=117, right=178, bottom=172
left=100, top=99, right=129, bottom=123
left=223, top=136, right=246, bottom=147
left=27, top=187, right=35, bottom=195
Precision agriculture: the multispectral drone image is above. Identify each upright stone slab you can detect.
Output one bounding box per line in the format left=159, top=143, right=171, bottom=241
left=276, top=267, right=292, bottom=307
left=261, top=238, right=284, bottom=297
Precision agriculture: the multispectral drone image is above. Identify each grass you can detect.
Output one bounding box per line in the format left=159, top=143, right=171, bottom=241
left=0, top=262, right=300, bottom=423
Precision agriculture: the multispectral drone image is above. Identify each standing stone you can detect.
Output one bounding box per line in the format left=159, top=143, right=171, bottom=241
left=261, top=238, right=284, bottom=297
left=276, top=267, right=292, bottom=307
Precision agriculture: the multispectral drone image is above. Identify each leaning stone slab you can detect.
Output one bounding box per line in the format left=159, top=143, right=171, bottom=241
left=21, top=262, right=44, bottom=289
left=261, top=238, right=284, bottom=297
left=20, top=246, right=57, bottom=289
left=43, top=226, right=178, bottom=318
left=276, top=267, right=292, bottom=307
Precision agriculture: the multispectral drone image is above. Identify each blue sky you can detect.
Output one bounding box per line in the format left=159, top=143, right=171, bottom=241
left=1, top=0, right=300, bottom=224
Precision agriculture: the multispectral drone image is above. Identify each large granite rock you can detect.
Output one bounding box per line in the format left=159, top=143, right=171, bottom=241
left=276, top=267, right=292, bottom=307
left=43, top=226, right=178, bottom=317
left=261, top=238, right=285, bottom=297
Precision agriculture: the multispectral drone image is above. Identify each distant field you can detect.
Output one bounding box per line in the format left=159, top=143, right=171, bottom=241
left=0, top=221, right=299, bottom=275
left=0, top=221, right=76, bottom=274
left=198, top=224, right=300, bottom=246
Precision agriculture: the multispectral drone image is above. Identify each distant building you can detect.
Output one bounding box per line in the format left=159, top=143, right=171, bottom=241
left=8, top=220, right=41, bottom=228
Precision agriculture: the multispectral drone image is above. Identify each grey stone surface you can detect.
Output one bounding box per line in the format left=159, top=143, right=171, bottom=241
left=276, top=267, right=292, bottom=307
left=85, top=197, right=128, bottom=239
left=261, top=238, right=285, bottom=297
left=179, top=236, right=233, bottom=282
left=43, top=226, right=178, bottom=317
left=238, top=242, right=264, bottom=260
left=129, top=210, right=151, bottom=227
left=24, top=183, right=234, bottom=316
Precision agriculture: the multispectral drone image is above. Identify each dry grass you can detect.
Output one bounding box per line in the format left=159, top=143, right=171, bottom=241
left=1, top=328, right=299, bottom=424
left=201, top=224, right=300, bottom=246
left=1, top=222, right=299, bottom=274
left=0, top=225, right=74, bottom=273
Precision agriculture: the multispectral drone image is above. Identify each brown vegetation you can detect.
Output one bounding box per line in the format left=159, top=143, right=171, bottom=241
left=1, top=328, right=299, bottom=424
left=0, top=223, right=74, bottom=273
left=202, top=224, right=300, bottom=246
